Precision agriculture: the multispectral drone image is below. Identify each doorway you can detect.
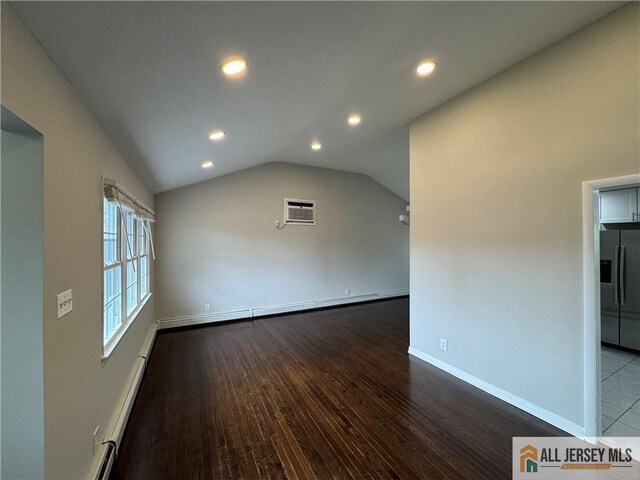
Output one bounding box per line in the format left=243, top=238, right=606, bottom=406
left=1, top=106, right=45, bottom=478
left=583, top=174, right=640, bottom=438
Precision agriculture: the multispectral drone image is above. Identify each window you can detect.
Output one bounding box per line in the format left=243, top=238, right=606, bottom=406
left=103, top=197, right=152, bottom=353
left=103, top=199, right=122, bottom=342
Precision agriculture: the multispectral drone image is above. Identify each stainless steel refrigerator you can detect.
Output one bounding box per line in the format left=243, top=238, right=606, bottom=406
left=600, top=229, right=640, bottom=351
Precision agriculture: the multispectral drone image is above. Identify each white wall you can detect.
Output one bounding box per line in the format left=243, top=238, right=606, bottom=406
left=1, top=5, right=155, bottom=478
left=1, top=129, right=44, bottom=479
left=155, top=162, right=409, bottom=322
left=409, top=4, right=639, bottom=432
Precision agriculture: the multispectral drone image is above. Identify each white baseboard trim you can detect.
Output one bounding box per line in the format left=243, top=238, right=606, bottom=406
left=407, top=346, right=585, bottom=437
left=158, top=289, right=409, bottom=330
left=89, top=321, right=159, bottom=480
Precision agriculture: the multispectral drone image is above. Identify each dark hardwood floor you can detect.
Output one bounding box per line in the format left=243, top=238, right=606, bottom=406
left=112, top=298, right=563, bottom=479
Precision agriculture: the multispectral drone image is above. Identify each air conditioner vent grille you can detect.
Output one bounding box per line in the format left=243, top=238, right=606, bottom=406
left=285, top=198, right=316, bottom=225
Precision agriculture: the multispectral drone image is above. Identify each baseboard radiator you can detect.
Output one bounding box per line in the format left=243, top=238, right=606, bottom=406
left=94, top=355, right=147, bottom=480
left=159, top=289, right=410, bottom=330
left=95, top=441, right=116, bottom=480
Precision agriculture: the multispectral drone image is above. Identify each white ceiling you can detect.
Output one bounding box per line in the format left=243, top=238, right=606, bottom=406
left=11, top=1, right=623, bottom=199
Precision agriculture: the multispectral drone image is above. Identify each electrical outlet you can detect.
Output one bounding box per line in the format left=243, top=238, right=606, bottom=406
left=275, top=220, right=280, bottom=228
left=92, top=426, right=101, bottom=456
left=204, top=303, right=211, bottom=311
left=440, top=338, right=448, bottom=352
left=57, top=289, right=73, bottom=319
left=345, top=288, right=350, bottom=295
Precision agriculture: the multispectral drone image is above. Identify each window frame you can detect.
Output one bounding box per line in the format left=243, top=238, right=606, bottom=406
left=102, top=198, right=152, bottom=359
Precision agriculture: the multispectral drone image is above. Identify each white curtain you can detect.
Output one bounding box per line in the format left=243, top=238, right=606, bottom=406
left=103, top=178, right=156, bottom=259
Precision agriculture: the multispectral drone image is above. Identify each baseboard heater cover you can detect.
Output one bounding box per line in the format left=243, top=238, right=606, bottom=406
left=95, top=441, right=116, bottom=480
left=251, top=301, right=318, bottom=317
left=94, top=357, right=145, bottom=480
left=94, top=321, right=158, bottom=480
left=158, top=289, right=410, bottom=330
left=108, top=356, right=146, bottom=449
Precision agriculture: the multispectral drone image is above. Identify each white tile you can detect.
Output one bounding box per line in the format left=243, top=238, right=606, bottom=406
left=602, top=349, right=638, bottom=362
left=601, top=370, right=616, bottom=381
left=601, top=401, right=627, bottom=420
left=603, top=368, right=638, bottom=380
left=617, top=361, right=640, bottom=378
left=602, top=386, right=640, bottom=403
left=602, top=376, right=640, bottom=401
left=629, top=401, right=640, bottom=414
left=602, top=356, right=633, bottom=373
left=619, top=357, right=640, bottom=367
left=603, top=371, right=640, bottom=388
left=602, top=391, right=637, bottom=410
left=618, top=411, right=640, bottom=429
left=607, top=370, right=640, bottom=388
left=602, top=347, right=640, bottom=360
left=604, top=421, right=640, bottom=437
left=602, top=415, right=616, bottom=431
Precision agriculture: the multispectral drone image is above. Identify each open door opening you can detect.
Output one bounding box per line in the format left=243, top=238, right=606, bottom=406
left=583, top=174, right=640, bottom=439
left=1, top=106, right=45, bottom=478
left=597, top=190, right=640, bottom=437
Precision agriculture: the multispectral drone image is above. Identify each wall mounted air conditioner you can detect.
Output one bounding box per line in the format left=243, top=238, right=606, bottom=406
left=284, top=199, right=316, bottom=225
left=399, top=205, right=410, bottom=225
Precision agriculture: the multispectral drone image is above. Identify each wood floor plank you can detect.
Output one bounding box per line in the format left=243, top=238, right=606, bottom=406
left=112, top=298, right=565, bottom=479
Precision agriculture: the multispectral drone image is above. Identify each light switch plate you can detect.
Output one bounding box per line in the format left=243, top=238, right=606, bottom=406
left=57, top=289, right=73, bottom=319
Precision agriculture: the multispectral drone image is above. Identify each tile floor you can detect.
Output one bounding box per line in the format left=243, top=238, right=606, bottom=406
left=601, top=345, right=640, bottom=436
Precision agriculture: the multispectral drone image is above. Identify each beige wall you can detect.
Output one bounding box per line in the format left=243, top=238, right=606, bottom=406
left=1, top=5, right=155, bottom=479
left=155, top=162, right=409, bottom=321
left=409, top=4, right=639, bottom=431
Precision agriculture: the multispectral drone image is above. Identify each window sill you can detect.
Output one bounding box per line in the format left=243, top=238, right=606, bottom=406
left=102, top=293, right=152, bottom=362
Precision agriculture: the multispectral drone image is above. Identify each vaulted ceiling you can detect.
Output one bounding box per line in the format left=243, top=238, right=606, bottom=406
left=11, top=1, right=623, bottom=199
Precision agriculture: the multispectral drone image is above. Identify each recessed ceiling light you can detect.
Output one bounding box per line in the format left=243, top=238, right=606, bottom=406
left=348, top=114, right=361, bottom=126
left=201, top=160, right=214, bottom=169
left=208, top=130, right=226, bottom=141
left=310, top=141, right=322, bottom=151
left=220, top=57, right=247, bottom=76
left=416, top=60, right=437, bottom=77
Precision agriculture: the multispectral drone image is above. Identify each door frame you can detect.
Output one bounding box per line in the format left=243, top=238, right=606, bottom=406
left=1, top=106, right=46, bottom=478
left=582, top=173, right=640, bottom=437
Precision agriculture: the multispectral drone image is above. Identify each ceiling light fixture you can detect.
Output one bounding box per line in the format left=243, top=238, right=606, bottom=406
left=220, top=57, right=247, bottom=76
left=208, top=130, right=226, bottom=141
left=416, top=60, right=437, bottom=77
left=347, top=114, right=361, bottom=126
left=201, top=160, right=214, bottom=169
left=310, top=141, right=322, bottom=151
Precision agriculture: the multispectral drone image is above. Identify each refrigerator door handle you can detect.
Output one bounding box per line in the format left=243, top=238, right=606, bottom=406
left=620, top=246, right=625, bottom=305
left=614, top=245, right=620, bottom=305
